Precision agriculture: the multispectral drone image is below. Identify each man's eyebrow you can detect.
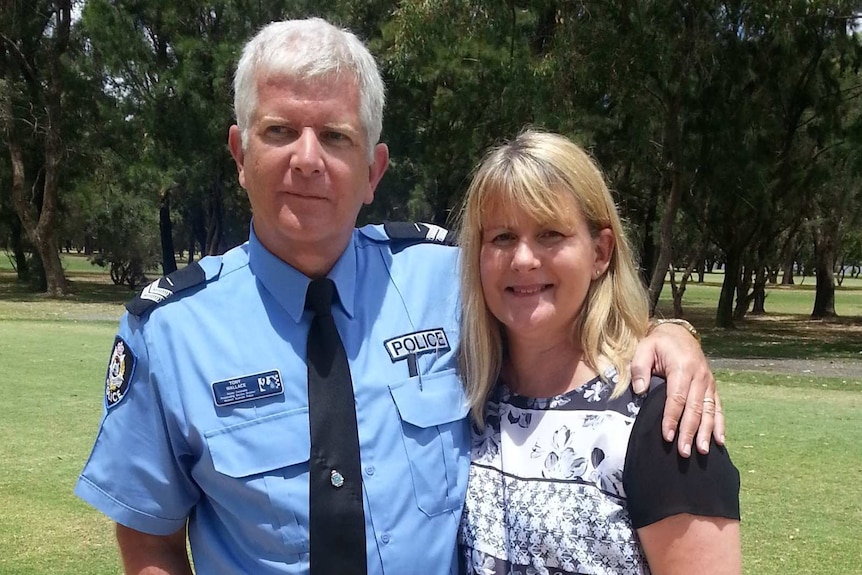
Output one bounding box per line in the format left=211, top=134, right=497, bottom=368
left=322, top=122, right=362, bottom=135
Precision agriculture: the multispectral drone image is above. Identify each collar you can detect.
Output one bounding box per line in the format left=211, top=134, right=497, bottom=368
left=247, top=224, right=357, bottom=323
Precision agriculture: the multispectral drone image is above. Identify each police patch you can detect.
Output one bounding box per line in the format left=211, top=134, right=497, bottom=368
left=105, top=336, right=136, bottom=409
left=384, top=328, right=451, bottom=362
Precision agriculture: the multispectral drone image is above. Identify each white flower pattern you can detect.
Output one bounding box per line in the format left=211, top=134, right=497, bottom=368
left=459, top=370, right=651, bottom=575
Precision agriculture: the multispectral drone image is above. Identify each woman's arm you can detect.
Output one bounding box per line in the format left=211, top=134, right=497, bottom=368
left=638, top=514, right=741, bottom=575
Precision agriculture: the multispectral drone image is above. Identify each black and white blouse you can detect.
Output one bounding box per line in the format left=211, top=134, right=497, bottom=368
left=459, top=371, right=740, bottom=575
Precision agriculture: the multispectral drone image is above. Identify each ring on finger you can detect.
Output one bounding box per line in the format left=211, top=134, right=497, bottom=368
left=703, top=397, right=715, bottom=404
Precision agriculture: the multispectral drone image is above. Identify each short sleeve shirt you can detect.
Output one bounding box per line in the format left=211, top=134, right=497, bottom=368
left=76, top=225, right=470, bottom=575
left=459, top=372, right=740, bottom=575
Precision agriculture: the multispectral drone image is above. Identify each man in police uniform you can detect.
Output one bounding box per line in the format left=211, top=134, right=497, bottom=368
left=75, top=17, right=721, bottom=575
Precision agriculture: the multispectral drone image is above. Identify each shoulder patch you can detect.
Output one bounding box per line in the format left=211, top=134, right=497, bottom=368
left=383, top=221, right=456, bottom=246
left=105, top=336, right=136, bottom=409
left=126, top=262, right=207, bottom=317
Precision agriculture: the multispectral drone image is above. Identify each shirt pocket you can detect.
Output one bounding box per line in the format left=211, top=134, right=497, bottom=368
left=389, top=369, right=470, bottom=517
left=206, top=408, right=310, bottom=555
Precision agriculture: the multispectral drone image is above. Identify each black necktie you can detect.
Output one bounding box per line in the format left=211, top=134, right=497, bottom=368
left=305, top=278, right=367, bottom=574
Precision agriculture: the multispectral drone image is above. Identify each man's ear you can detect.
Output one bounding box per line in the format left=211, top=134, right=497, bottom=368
left=364, top=143, right=390, bottom=205
left=594, top=227, right=615, bottom=274
left=228, top=125, right=247, bottom=189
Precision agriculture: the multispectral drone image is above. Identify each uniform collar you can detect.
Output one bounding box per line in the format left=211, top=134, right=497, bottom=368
left=247, top=224, right=357, bottom=323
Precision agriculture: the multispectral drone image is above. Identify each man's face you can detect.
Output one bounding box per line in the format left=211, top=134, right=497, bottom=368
left=229, top=75, right=388, bottom=274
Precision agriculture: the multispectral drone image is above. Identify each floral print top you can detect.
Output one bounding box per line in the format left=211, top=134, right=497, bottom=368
left=459, top=369, right=651, bottom=575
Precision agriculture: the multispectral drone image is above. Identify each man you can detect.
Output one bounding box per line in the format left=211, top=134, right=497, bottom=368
left=76, top=17, right=721, bottom=575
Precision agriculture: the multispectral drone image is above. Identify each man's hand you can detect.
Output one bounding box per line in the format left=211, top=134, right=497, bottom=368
left=631, top=322, right=725, bottom=457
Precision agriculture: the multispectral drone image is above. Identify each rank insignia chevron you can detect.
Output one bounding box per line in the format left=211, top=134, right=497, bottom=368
left=126, top=262, right=207, bottom=317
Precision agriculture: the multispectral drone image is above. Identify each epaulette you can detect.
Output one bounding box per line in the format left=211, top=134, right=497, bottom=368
left=125, top=262, right=207, bottom=317
left=382, top=221, right=457, bottom=246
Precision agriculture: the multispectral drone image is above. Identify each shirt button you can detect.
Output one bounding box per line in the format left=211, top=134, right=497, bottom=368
left=366, top=466, right=375, bottom=476
left=381, top=533, right=391, bottom=544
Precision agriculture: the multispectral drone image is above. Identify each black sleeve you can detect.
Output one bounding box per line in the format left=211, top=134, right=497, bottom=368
left=623, top=379, right=741, bottom=529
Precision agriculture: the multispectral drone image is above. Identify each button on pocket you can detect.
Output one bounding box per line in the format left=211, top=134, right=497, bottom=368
left=390, top=370, right=469, bottom=516
left=206, top=408, right=310, bottom=555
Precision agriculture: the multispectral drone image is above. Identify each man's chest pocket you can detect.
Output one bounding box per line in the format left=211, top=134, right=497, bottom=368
left=389, top=370, right=470, bottom=517
left=205, top=408, right=310, bottom=556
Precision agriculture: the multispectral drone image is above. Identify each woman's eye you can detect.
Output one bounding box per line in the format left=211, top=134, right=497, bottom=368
left=491, top=232, right=516, bottom=244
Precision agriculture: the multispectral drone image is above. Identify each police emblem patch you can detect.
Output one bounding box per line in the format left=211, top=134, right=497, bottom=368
left=105, top=336, right=136, bottom=409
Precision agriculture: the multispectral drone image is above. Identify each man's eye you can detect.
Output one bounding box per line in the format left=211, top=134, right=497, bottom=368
left=322, top=131, right=350, bottom=144
left=265, top=126, right=295, bottom=138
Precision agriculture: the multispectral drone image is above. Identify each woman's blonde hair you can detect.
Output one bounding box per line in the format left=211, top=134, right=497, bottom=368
left=456, top=129, right=650, bottom=425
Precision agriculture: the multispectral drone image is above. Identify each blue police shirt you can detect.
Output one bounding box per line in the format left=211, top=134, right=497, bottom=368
left=75, top=224, right=470, bottom=574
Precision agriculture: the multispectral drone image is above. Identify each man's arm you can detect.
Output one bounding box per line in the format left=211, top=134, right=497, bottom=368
left=630, top=322, right=725, bottom=457
left=116, top=524, right=192, bottom=575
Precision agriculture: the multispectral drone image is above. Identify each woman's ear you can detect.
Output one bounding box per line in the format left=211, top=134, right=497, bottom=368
left=594, top=228, right=615, bottom=275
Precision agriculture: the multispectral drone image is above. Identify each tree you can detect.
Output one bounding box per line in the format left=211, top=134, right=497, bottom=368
left=0, top=0, right=75, bottom=295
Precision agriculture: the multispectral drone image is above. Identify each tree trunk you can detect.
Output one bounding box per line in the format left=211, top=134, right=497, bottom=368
left=205, top=181, right=225, bottom=255
left=811, top=227, right=837, bottom=318
left=751, top=266, right=768, bottom=314
left=6, top=127, right=68, bottom=295
left=668, top=266, right=684, bottom=317
left=159, top=189, right=177, bottom=275
left=187, top=234, right=196, bottom=264
left=647, top=105, right=684, bottom=314
left=639, top=182, right=660, bottom=286
left=716, top=250, right=741, bottom=328
left=9, top=216, right=30, bottom=280
left=733, top=264, right=754, bottom=321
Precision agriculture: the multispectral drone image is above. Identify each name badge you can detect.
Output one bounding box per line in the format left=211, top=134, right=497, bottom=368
left=211, top=370, right=284, bottom=407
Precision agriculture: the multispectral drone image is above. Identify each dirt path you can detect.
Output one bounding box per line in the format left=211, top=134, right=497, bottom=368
left=707, top=357, right=862, bottom=378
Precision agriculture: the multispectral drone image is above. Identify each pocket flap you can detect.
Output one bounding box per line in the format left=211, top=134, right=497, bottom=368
left=390, top=370, right=469, bottom=428
left=206, top=408, right=310, bottom=478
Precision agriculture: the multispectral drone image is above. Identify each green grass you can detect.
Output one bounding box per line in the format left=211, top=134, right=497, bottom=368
left=657, top=272, right=862, bottom=361
left=0, top=320, right=120, bottom=574
left=660, top=271, right=862, bottom=317
left=0, top=252, right=109, bottom=274
left=723, top=380, right=862, bottom=575
left=1, top=265, right=861, bottom=573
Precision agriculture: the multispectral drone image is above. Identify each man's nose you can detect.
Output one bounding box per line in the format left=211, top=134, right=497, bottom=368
left=289, top=128, right=324, bottom=175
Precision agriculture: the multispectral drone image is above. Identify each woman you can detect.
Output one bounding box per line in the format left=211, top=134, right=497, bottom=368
left=456, top=130, right=741, bottom=575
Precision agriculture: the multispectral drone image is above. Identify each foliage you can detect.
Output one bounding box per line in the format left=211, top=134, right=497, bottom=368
left=85, top=163, right=162, bottom=289
left=3, top=0, right=862, bottom=329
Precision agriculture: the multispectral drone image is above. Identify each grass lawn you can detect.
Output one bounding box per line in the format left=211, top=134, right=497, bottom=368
left=723, top=379, right=862, bottom=574
left=1, top=263, right=861, bottom=573
left=0, top=317, right=120, bottom=574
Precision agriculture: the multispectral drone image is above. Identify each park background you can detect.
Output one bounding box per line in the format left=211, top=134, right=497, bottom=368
left=2, top=1, right=862, bottom=574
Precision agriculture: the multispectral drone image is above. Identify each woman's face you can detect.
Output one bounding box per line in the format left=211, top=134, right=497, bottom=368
left=479, top=199, right=613, bottom=345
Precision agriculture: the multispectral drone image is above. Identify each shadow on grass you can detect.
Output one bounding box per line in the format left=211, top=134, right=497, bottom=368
left=677, top=308, right=862, bottom=361
left=0, top=270, right=134, bottom=306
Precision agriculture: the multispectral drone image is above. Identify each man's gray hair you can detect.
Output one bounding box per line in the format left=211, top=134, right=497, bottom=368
left=233, top=18, right=385, bottom=159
